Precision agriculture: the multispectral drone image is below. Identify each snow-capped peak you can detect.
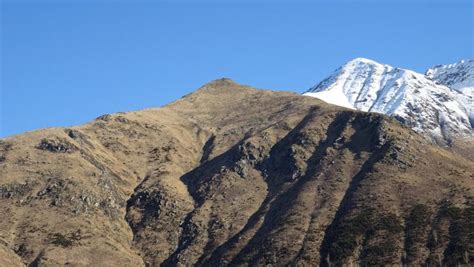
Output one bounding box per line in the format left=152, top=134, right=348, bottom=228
left=304, top=58, right=473, bottom=142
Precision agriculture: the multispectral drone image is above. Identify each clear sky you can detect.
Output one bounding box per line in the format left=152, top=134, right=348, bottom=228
left=1, top=0, right=473, bottom=137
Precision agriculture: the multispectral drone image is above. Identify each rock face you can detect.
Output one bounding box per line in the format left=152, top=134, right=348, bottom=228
left=304, top=58, right=473, bottom=143
left=0, top=79, right=473, bottom=266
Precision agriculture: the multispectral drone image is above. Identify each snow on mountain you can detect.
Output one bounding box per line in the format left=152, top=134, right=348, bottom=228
left=303, top=58, right=473, bottom=142
left=426, top=59, right=474, bottom=127
left=426, top=59, right=474, bottom=94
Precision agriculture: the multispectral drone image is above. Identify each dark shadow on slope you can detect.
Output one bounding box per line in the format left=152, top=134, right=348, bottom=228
left=161, top=107, right=320, bottom=266
left=200, top=135, right=216, bottom=164
left=318, top=140, right=392, bottom=266
left=289, top=114, right=387, bottom=264
left=200, top=111, right=353, bottom=266
left=159, top=139, right=249, bottom=266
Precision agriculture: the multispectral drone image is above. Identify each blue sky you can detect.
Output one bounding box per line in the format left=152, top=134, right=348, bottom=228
left=1, top=0, right=473, bottom=137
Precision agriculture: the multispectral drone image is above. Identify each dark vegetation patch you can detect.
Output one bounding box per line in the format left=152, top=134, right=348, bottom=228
left=49, top=230, right=83, bottom=248
left=360, top=213, right=404, bottom=266
left=404, top=204, right=432, bottom=264
left=326, top=210, right=403, bottom=266
left=0, top=140, right=12, bottom=163
left=360, top=239, right=399, bottom=266
left=375, top=213, right=404, bottom=233
left=327, top=210, right=374, bottom=262
left=439, top=201, right=474, bottom=266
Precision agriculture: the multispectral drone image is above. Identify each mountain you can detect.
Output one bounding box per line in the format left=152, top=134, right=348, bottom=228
left=426, top=59, right=474, bottom=126
left=1, top=79, right=473, bottom=266
left=303, top=58, right=473, bottom=143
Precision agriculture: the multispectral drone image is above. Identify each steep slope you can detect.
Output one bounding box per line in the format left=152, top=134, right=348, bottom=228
left=304, top=58, right=472, bottom=143
left=426, top=59, right=474, bottom=94
left=0, top=79, right=473, bottom=266
left=426, top=59, right=474, bottom=127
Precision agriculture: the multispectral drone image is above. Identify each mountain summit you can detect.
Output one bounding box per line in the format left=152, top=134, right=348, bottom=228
left=304, top=58, right=473, bottom=143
